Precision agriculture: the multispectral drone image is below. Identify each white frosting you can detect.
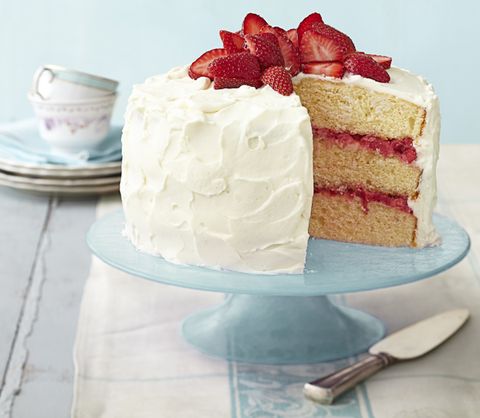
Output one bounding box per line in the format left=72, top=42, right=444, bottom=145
left=120, top=66, right=313, bottom=274
left=294, top=66, right=436, bottom=107
left=121, top=64, right=440, bottom=274
left=409, top=94, right=441, bottom=246
left=295, top=66, right=441, bottom=247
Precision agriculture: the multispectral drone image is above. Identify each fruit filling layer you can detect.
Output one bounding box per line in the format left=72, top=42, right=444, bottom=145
left=313, top=127, right=417, bottom=164
left=314, top=185, right=413, bottom=214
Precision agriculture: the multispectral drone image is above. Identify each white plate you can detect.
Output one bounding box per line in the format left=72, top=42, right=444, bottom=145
left=0, top=176, right=119, bottom=195
left=0, top=156, right=121, bottom=178
left=0, top=169, right=120, bottom=187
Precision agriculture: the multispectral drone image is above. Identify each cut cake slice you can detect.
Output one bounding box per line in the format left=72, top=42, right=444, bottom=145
left=294, top=67, right=440, bottom=247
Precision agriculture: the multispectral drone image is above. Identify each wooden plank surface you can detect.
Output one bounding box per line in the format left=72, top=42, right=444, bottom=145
left=9, top=197, right=98, bottom=418
left=0, top=188, right=50, bottom=393
left=0, top=191, right=100, bottom=418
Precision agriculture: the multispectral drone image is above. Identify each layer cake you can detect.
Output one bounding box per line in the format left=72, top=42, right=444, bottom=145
left=120, top=12, right=440, bottom=274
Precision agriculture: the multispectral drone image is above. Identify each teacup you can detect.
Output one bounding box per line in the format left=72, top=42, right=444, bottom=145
left=31, top=64, right=119, bottom=102
left=28, top=93, right=118, bottom=154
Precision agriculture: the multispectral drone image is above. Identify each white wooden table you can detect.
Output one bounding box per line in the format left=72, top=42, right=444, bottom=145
left=0, top=188, right=101, bottom=418
left=0, top=144, right=478, bottom=418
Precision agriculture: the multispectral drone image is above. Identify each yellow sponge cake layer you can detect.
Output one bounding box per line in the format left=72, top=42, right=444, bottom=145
left=295, top=77, right=426, bottom=140
left=310, top=191, right=417, bottom=247
left=313, top=136, right=421, bottom=197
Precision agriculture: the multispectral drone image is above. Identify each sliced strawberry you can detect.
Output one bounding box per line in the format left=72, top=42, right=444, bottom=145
left=272, top=26, right=287, bottom=37
left=344, top=52, right=390, bottom=83
left=286, top=29, right=298, bottom=48
left=244, top=34, right=284, bottom=69
left=317, top=25, right=356, bottom=53
left=213, top=77, right=263, bottom=89
left=260, top=25, right=300, bottom=76
left=189, top=48, right=229, bottom=79
left=242, top=13, right=268, bottom=35
left=367, top=54, right=392, bottom=69
left=297, top=12, right=324, bottom=41
left=299, top=25, right=355, bottom=63
left=256, top=32, right=279, bottom=48
left=261, top=66, right=293, bottom=96
left=302, top=61, right=345, bottom=78
left=219, top=30, right=245, bottom=54
left=208, top=51, right=261, bottom=80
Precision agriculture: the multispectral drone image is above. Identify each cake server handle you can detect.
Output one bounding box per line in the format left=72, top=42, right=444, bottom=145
left=303, top=353, right=397, bottom=405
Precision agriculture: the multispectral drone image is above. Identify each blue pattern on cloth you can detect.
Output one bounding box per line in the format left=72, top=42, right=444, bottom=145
left=0, top=119, right=122, bottom=165
left=229, top=361, right=365, bottom=418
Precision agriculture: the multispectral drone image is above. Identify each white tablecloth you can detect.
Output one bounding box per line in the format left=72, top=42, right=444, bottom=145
left=73, top=145, right=480, bottom=418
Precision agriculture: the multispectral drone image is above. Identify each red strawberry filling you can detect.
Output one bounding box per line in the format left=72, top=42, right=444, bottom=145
left=314, top=185, right=413, bottom=214
left=188, top=12, right=394, bottom=93
left=313, top=127, right=417, bottom=164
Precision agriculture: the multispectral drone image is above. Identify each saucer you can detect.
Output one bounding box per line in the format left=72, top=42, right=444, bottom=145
left=0, top=119, right=122, bottom=179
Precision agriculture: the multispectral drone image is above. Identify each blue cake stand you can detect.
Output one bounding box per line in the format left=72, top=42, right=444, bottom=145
left=87, top=211, right=470, bottom=364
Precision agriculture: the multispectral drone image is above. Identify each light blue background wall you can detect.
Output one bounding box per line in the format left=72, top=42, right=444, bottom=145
left=1, top=0, right=478, bottom=143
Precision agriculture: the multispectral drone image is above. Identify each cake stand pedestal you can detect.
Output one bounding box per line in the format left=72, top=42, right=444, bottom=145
left=87, top=211, right=469, bottom=364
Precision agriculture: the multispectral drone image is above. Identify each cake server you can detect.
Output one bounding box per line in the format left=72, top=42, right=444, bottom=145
left=304, top=308, right=469, bottom=405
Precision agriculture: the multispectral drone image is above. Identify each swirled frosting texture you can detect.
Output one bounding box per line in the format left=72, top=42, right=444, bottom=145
left=120, top=66, right=313, bottom=274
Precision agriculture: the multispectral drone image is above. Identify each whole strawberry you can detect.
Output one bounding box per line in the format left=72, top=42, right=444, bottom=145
left=344, top=52, right=390, bottom=83
left=261, top=66, right=293, bottom=96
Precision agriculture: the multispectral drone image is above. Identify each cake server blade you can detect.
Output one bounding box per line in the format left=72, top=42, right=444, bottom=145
left=304, top=308, right=469, bottom=405
left=369, top=308, right=469, bottom=360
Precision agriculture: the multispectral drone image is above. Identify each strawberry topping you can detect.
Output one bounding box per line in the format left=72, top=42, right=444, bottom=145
left=209, top=52, right=261, bottom=80
left=344, top=52, right=390, bottom=83
left=302, top=61, right=345, bottom=78
left=213, top=77, right=263, bottom=89
left=219, top=30, right=245, bottom=54
left=242, top=13, right=268, bottom=35
left=189, top=48, right=229, bottom=80
left=286, top=29, right=299, bottom=48
left=188, top=12, right=394, bottom=88
left=297, top=12, right=324, bottom=41
left=300, top=25, right=355, bottom=63
left=256, top=32, right=280, bottom=48
left=244, top=34, right=284, bottom=69
left=260, top=25, right=300, bottom=76
left=367, top=54, right=392, bottom=69
left=261, top=66, right=293, bottom=96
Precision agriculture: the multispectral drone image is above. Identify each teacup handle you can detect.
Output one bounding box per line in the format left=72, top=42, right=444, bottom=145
left=32, top=66, right=55, bottom=100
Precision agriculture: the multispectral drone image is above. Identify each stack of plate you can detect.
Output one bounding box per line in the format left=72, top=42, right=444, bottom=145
left=0, top=158, right=121, bottom=195
left=0, top=120, right=122, bottom=196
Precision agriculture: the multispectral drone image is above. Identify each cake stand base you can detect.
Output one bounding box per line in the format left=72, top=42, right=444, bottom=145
left=88, top=211, right=470, bottom=364
left=182, top=294, right=385, bottom=364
